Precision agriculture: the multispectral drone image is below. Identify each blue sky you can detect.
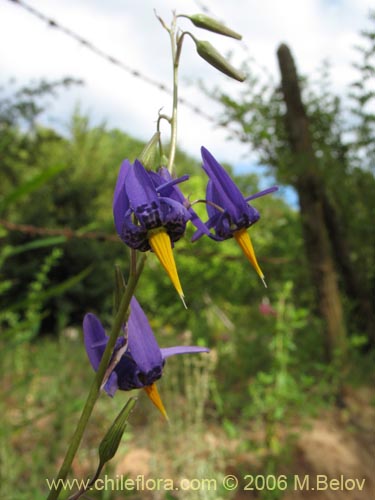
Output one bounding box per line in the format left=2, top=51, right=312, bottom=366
left=0, top=0, right=373, bottom=207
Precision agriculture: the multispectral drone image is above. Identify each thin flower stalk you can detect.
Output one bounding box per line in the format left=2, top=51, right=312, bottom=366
left=46, top=254, right=146, bottom=500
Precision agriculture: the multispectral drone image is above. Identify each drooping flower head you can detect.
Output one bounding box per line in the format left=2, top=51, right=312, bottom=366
left=113, top=160, right=208, bottom=305
left=113, top=160, right=188, bottom=303
left=83, top=297, right=209, bottom=419
left=193, top=147, right=278, bottom=285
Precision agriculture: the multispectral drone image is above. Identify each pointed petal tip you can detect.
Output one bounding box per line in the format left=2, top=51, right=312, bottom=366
left=144, top=384, right=169, bottom=422
left=148, top=229, right=185, bottom=302
left=245, top=185, right=279, bottom=202
left=161, top=346, right=210, bottom=359
left=234, top=228, right=265, bottom=283
left=180, top=293, right=188, bottom=309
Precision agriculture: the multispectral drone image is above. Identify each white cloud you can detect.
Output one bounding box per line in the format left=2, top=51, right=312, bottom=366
left=0, top=0, right=373, bottom=169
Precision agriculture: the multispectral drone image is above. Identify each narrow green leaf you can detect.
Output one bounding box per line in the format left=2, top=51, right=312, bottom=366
left=7, top=266, right=92, bottom=312
left=0, top=164, right=66, bottom=213
left=34, top=266, right=93, bottom=300
left=4, top=236, right=67, bottom=258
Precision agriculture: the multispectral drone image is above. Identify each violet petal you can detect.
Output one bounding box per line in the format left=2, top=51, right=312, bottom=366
left=161, top=346, right=210, bottom=359
left=103, top=371, right=119, bottom=397
left=245, top=186, right=279, bottom=202
left=83, top=313, right=108, bottom=371
left=201, top=146, right=248, bottom=219
left=113, top=160, right=131, bottom=235
left=125, top=160, right=158, bottom=207
left=127, top=297, right=163, bottom=373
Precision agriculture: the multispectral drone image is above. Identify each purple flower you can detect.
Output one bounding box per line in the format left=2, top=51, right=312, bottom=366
left=147, top=166, right=210, bottom=239
left=113, top=160, right=206, bottom=303
left=83, top=296, right=209, bottom=419
left=113, top=160, right=191, bottom=252
left=193, top=147, right=278, bottom=284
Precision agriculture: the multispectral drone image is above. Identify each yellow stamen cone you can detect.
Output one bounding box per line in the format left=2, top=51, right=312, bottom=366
left=144, top=383, right=169, bottom=421
left=148, top=229, right=186, bottom=307
left=234, top=228, right=267, bottom=287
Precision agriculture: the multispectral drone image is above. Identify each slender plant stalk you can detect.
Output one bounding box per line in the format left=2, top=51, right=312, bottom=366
left=166, top=15, right=180, bottom=174
left=48, top=13, right=184, bottom=500
left=46, top=254, right=146, bottom=500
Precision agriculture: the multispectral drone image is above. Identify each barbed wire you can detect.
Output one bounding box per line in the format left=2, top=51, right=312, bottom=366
left=0, top=219, right=288, bottom=263
left=0, top=219, right=118, bottom=242
left=6, top=0, right=220, bottom=125
left=193, top=0, right=275, bottom=81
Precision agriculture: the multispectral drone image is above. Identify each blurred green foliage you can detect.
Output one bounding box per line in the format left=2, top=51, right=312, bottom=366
left=0, top=79, right=302, bottom=338
left=1, top=16, right=375, bottom=495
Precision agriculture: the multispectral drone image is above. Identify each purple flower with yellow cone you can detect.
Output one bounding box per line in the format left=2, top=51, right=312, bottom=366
left=193, top=147, right=278, bottom=286
left=83, top=297, right=209, bottom=420
left=113, top=159, right=207, bottom=306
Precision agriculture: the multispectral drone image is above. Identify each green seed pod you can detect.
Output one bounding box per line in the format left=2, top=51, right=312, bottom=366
left=98, top=397, right=137, bottom=466
left=139, top=131, right=160, bottom=170
left=187, top=14, right=242, bottom=40
left=195, top=39, right=246, bottom=82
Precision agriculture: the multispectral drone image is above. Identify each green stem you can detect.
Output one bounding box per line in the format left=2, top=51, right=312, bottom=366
left=67, top=464, right=102, bottom=500
left=190, top=198, right=225, bottom=213
left=156, top=113, right=170, bottom=161
left=46, top=254, right=146, bottom=500
left=166, top=16, right=180, bottom=175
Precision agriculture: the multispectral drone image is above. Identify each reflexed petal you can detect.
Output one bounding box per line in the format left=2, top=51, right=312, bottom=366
left=201, top=146, right=248, bottom=218
left=113, top=158, right=202, bottom=252
left=147, top=166, right=170, bottom=187
left=155, top=174, right=190, bottom=196
left=155, top=166, right=172, bottom=183
left=83, top=313, right=108, bottom=371
left=161, top=346, right=210, bottom=359
left=103, top=371, right=119, bottom=397
left=191, top=212, right=221, bottom=242
left=126, top=160, right=158, bottom=207
left=113, top=160, right=131, bottom=235
left=197, top=147, right=276, bottom=248
left=144, top=383, right=169, bottom=421
left=205, top=180, right=222, bottom=219
left=127, top=297, right=163, bottom=373
left=188, top=208, right=213, bottom=239
left=83, top=299, right=211, bottom=407
left=245, top=186, right=279, bottom=202
left=148, top=229, right=186, bottom=307
left=234, top=228, right=266, bottom=286
left=149, top=168, right=188, bottom=205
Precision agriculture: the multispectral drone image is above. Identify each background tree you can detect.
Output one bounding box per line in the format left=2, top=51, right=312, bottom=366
left=201, top=12, right=375, bottom=353
left=277, top=43, right=346, bottom=360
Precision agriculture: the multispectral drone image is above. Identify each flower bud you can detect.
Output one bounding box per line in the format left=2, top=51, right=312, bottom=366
left=139, top=131, right=160, bottom=170
left=186, top=14, right=242, bottom=40
left=195, top=39, right=246, bottom=82
left=98, top=397, right=137, bottom=466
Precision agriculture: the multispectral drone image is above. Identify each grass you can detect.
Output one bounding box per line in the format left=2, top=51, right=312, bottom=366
left=1, top=333, right=229, bottom=500
left=1, top=317, right=374, bottom=500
